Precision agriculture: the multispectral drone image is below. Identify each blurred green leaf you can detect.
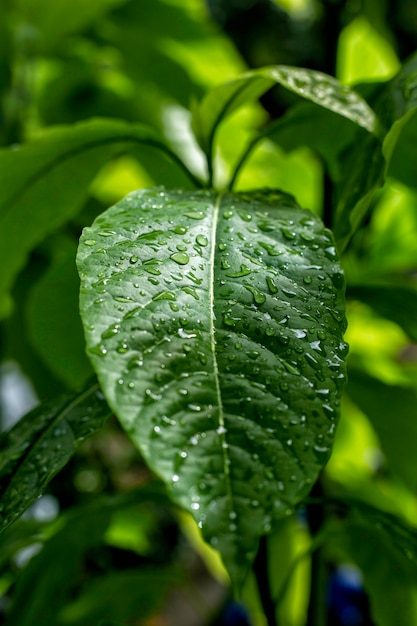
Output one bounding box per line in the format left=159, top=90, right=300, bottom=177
left=4, top=487, right=171, bottom=626
left=59, top=569, right=177, bottom=626
left=0, top=382, right=111, bottom=534
left=26, top=240, right=93, bottom=388
left=0, top=118, right=197, bottom=319
left=329, top=500, right=417, bottom=626
left=347, top=368, right=417, bottom=491
left=348, top=284, right=417, bottom=341
left=78, top=187, right=347, bottom=589
left=14, top=0, right=127, bottom=51
left=383, top=107, right=417, bottom=189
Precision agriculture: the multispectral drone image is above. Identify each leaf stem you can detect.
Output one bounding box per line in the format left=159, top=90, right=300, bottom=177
left=253, top=535, right=279, bottom=626
left=306, top=480, right=328, bottom=626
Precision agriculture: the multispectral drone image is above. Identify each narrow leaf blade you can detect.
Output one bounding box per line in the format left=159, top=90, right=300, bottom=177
left=77, top=188, right=348, bottom=588
left=0, top=382, right=111, bottom=533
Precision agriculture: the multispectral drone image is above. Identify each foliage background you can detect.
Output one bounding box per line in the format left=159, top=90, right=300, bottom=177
left=1, top=0, right=417, bottom=625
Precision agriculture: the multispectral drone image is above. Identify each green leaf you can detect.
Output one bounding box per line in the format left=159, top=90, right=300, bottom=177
left=263, top=103, right=360, bottom=180
left=347, top=368, right=417, bottom=491
left=4, top=487, right=171, bottom=626
left=333, top=133, right=384, bottom=251
left=383, top=107, right=417, bottom=189
left=192, top=66, right=380, bottom=174
left=0, top=382, right=111, bottom=534
left=26, top=239, right=93, bottom=388
left=329, top=500, right=417, bottom=626
left=77, top=187, right=348, bottom=588
left=348, top=284, right=417, bottom=342
left=0, top=118, right=196, bottom=319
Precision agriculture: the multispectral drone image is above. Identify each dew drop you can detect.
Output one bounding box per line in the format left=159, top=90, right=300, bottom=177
left=84, top=239, right=97, bottom=246
left=266, top=276, right=278, bottom=294
left=196, top=234, right=208, bottom=247
left=171, top=252, right=189, bottom=265
left=245, top=284, right=266, bottom=304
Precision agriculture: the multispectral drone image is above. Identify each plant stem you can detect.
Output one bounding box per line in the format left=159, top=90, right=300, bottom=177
left=306, top=480, right=327, bottom=626
left=253, top=535, right=279, bottom=626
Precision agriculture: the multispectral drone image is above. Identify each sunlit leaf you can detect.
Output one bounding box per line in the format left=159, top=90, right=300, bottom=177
left=0, top=382, right=111, bottom=533
left=77, top=187, right=348, bottom=588
left=192, top=65, right=380, bottom=173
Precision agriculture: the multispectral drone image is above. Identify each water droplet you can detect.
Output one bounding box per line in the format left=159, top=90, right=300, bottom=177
left=185, top=211, right=205, bottom=220
left=172, top=474, right=180, bottom=482
left=183, top=286, right=199, bottom=300
left=218, top=242, right=227, bottom=251
left=171, top=252, right=189, bottom=265
left=173, top=225, right=188, bottom=234
left=281, top=228, right=296, bottom=240
left=116, top=342, right=129, bottom=354
left=266, top=276, right=278, bottom=294
left=196, top=234, right=208, bottom=247
left=114, top=295, right=135, bottom=303
left=216, top=426, right=227, bottom=435
left=188, top=404, right=202, bottom=412
left=152, top=290, right=176, bottom=301
left=225, top=264, right=252, bottom=278
left=224, top=210, right=234, bottom=219
left=245, top=285, right=266, bottom=304
left=84, top=239, right=97, bottom=246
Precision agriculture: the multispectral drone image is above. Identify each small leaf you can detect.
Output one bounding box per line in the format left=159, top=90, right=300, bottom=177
left=0, top=382, right=111, bottom=534
left=0, top=118, right=196, bottom=319
left=192, top=65, right=380, bottom=164
left=347, top=368, right=417, bottom=491
left=78, top=187, right=348, bottom=588
left=348, top=284, right=417, bottom=342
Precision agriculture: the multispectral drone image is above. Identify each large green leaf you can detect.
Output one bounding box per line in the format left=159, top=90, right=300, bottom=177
left=0, top=118, right=197, bottom=319
left=346, top=368, right=417, bottom=492
left=77, top=187, right=348, bottom=588
left=192, top=65, right=380, bottom=178
left=0, top=382, right=111, bottom=533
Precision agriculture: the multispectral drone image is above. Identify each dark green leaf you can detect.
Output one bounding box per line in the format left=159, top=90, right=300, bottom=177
left=0, top=382, right=111, bottom=533
left=263, top=103, right=360, bottom=180
left=77, top=187, right=348, bottom=588
left=348, top=284, right=417, bottom=342
left=59, top=569, right=177, bottom=626
left=0, top=118, right=195, bottom=319
left=4, top=487, right=170, bottom=626
left=383, top=107, right=417, bottom=189
left=26, top=240, right=93, bottom=388
left=347, top=368, right=417, bottom=491
left=329, top=500, right=417, bottom=626
left=333, top=133, right=384, bottom=250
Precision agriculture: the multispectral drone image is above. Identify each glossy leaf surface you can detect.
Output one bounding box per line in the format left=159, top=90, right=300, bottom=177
left=0, top=383, right=111, bottom=533
left=192, top=65, right=380, bottom=161
left=77, top=188, right=348, bottom=587
left=0, top=118, right=194, bottom=319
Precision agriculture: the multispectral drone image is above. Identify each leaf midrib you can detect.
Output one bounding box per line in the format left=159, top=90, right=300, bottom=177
left=209, top=193, right=234, bottom=514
